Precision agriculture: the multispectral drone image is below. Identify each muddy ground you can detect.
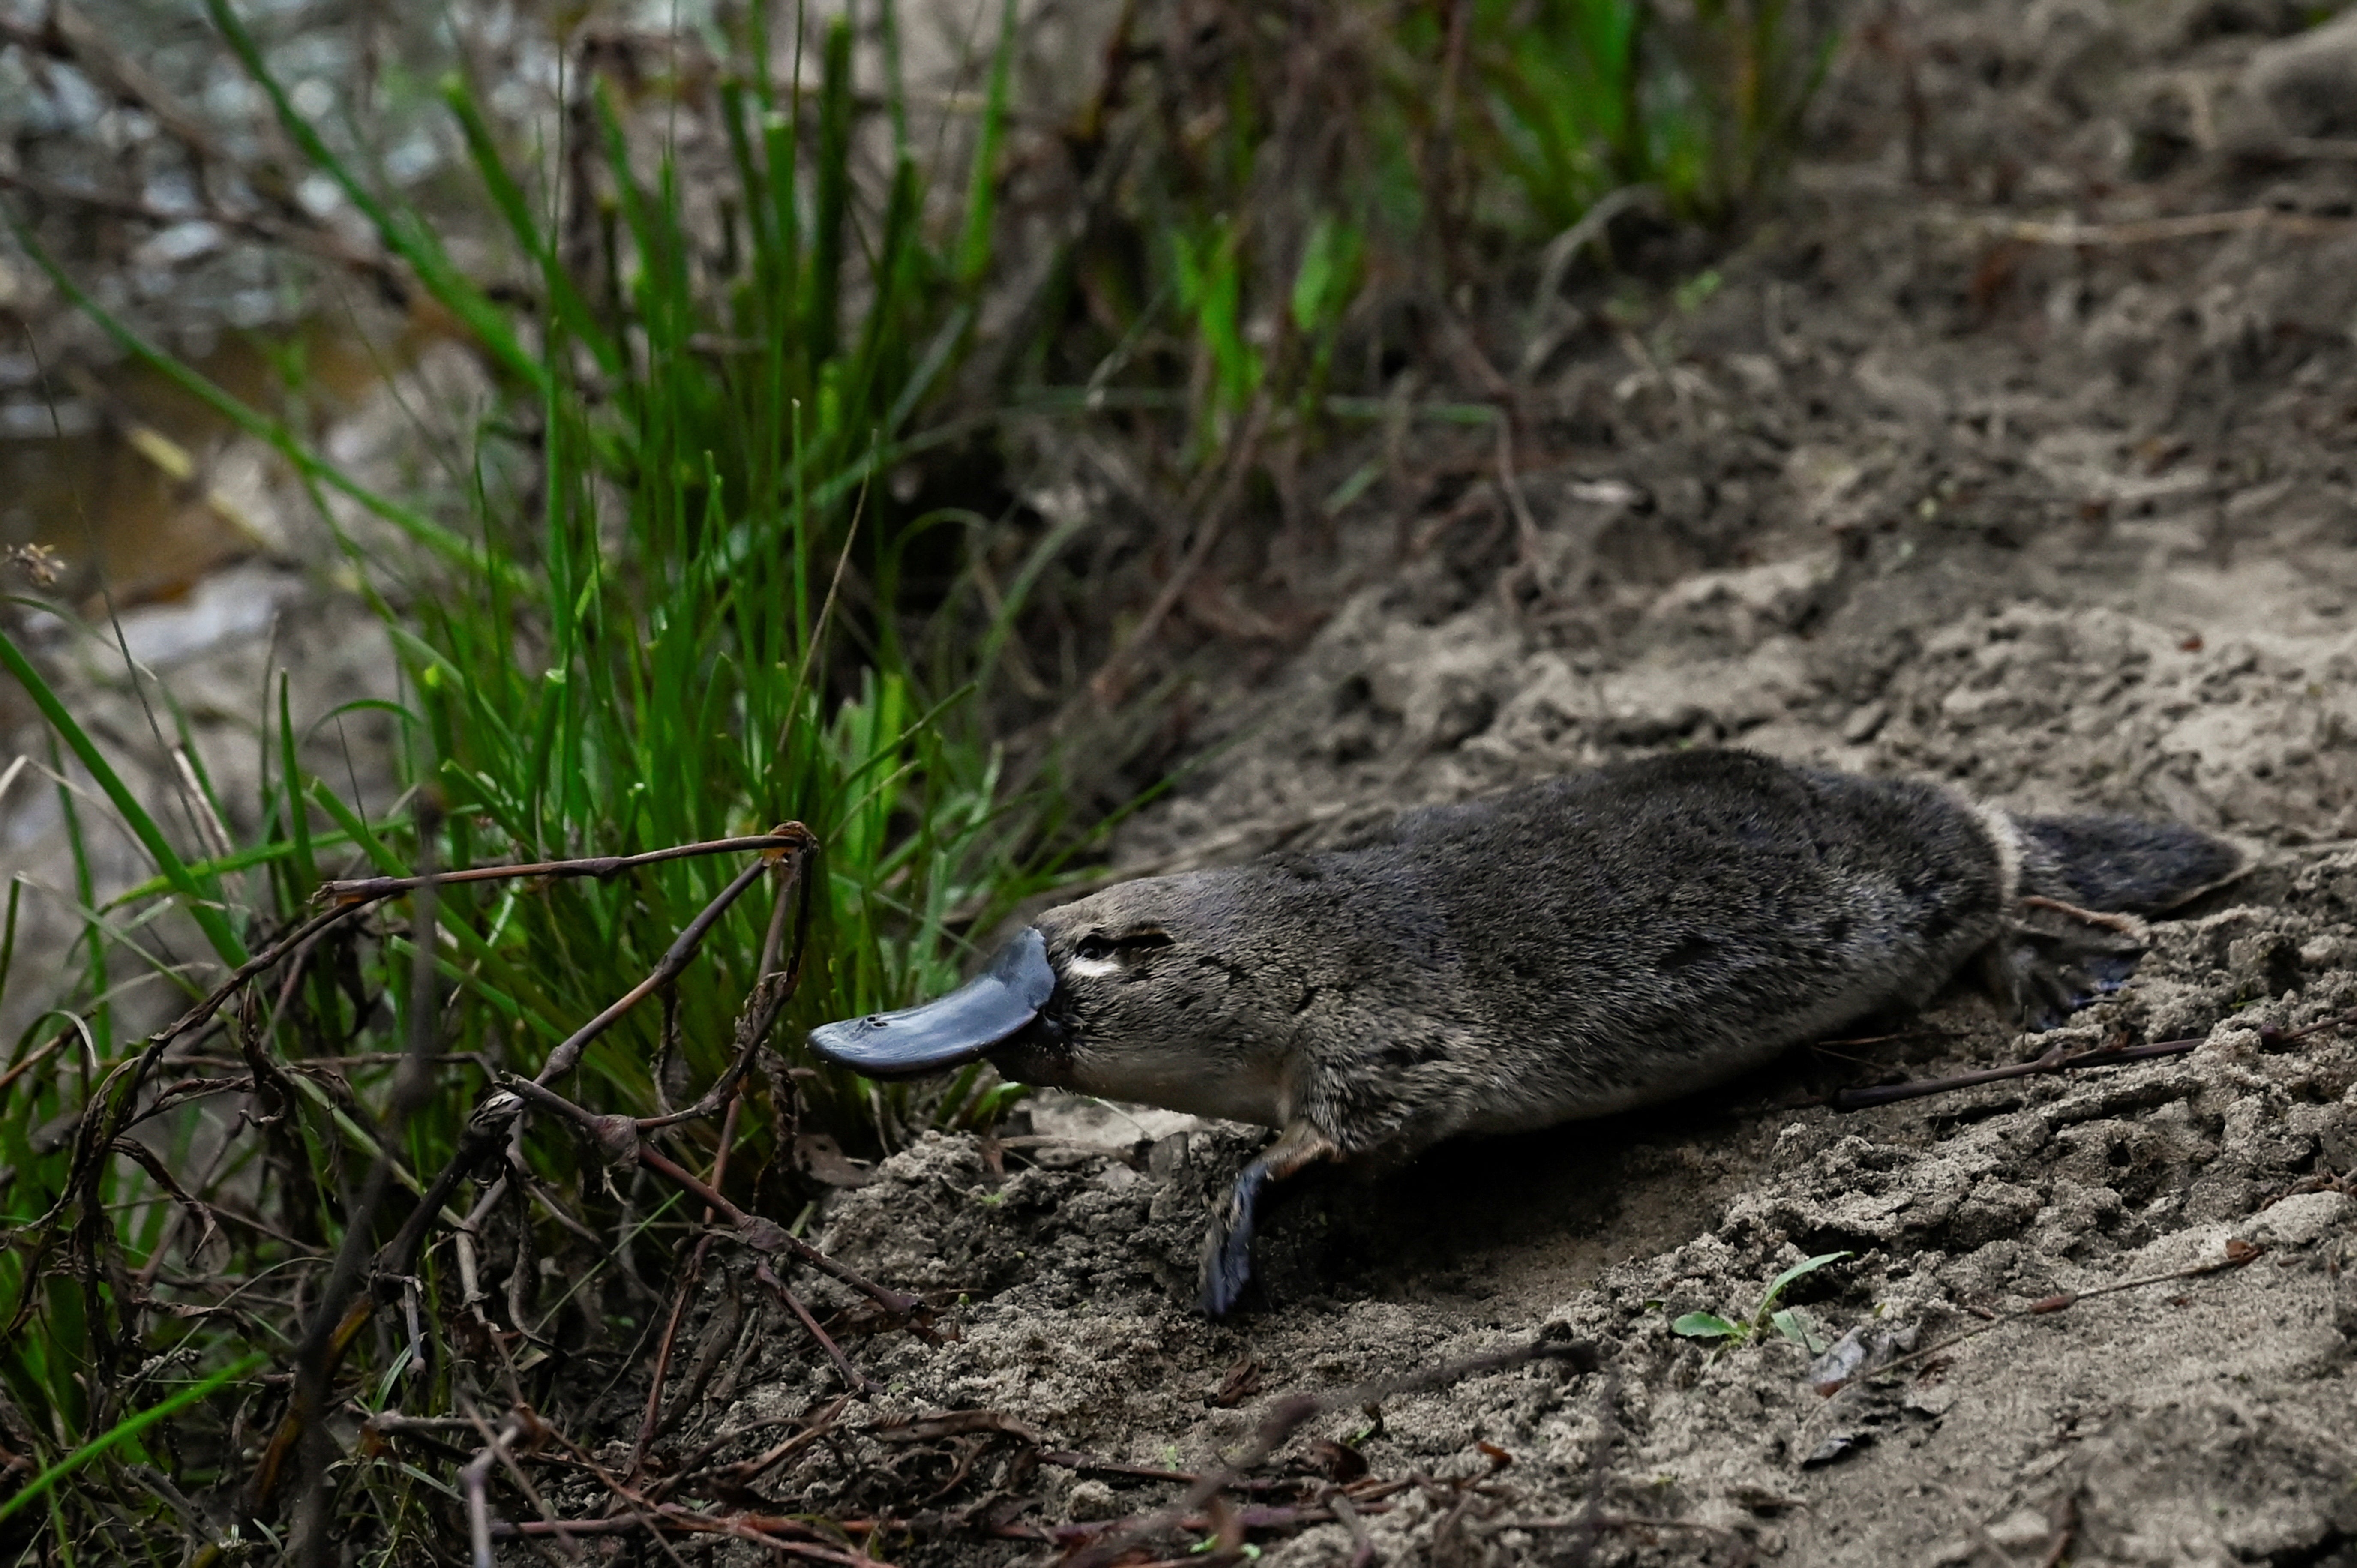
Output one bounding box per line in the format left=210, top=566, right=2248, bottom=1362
left=645, top=3, right=2357, bottom=1564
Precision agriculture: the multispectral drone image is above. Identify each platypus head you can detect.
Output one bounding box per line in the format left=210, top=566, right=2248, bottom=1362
left=807, top=870, right=1296, bottom=1126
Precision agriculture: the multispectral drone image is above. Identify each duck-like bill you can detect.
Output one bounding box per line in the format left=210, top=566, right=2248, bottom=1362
left=807, top=927, right=1054, bottom=1078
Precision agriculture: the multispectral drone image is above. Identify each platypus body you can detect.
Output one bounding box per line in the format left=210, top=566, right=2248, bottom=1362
left=811, top=750, right=2242, bottom=1313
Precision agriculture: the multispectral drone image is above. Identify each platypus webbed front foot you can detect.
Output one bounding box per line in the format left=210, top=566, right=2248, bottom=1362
left=1198, top=1122, right=1337, bottom=1317
left=1199, top=1161, right=1274, bottom=1316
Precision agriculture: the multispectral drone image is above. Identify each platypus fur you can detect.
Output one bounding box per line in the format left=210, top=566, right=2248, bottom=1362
left=810, top=749, right=2243, bottom=1315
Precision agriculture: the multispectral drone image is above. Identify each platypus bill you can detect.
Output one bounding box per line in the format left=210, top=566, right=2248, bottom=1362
left=809, top=749, right=2243, bottom=1316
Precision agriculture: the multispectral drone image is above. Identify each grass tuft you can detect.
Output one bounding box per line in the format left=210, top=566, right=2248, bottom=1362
left=1, top=2, right=1074, bottom=1555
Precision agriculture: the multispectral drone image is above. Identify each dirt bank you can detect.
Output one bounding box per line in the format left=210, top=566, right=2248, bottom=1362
left=636, top=3, right=2357, bottom=1562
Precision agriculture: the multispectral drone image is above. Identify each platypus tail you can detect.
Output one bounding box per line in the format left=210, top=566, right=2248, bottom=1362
left=2010, top=812, right=2246, bottom=915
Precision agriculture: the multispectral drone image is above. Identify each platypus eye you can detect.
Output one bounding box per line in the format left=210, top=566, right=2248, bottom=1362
left=1071, top=929, right=1170, bottom=966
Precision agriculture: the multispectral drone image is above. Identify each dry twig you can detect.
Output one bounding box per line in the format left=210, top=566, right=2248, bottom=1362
left=1825, top=1007, right=2356, bottom=1112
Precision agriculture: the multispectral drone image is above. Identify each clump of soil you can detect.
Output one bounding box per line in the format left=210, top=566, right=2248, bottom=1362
left=650, top=2, right=2357, bottom=1562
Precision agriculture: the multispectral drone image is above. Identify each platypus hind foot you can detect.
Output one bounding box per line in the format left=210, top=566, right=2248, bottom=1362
left=1198, top=1122, right=1338, bottom=1317
left=1986, top=897, right=2152, bottom=1032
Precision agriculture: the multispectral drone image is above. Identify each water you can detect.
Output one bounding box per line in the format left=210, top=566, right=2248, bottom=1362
left=1, top=320, right=411, bottom=605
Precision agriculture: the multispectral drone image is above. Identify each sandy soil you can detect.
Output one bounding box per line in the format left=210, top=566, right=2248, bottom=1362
left=648, top=3, right=2357, bottom=1564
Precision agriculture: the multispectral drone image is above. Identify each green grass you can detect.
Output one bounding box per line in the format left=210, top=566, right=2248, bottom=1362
left=1, top=3, right=1072, bottom=1556
left=0, top=0, right=1835, bottom=1556
left=1031, top=0, right=1838, bottom=457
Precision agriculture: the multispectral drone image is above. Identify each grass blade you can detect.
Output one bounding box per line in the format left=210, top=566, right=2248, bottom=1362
left=0, top=626, right=246, bottom=967
left=200, top=0, right=547, bottom=397
left=0, top=1352, right=267, bottom=1526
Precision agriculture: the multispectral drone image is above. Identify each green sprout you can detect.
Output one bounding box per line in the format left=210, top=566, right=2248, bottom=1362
left=1670, top=1251, right=1853, bottom=1352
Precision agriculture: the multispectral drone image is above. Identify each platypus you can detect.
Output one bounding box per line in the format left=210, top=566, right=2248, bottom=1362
left=809, top=750, right=2243, bottom=1314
